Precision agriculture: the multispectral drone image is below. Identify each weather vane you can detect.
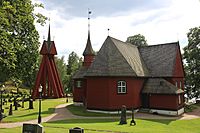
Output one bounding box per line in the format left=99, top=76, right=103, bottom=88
left=88, top=8, right=92, bottom=33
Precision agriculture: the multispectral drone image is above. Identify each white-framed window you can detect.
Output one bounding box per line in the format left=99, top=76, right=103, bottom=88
left=117, top=81, right=127, bottom=94
left=175, top=81, right=178, bottom=87
left=180, top=81, right=182, bottom=89
left=76, top=81, right=82, bottom=88
left=178, top=95, right=181, bottom=105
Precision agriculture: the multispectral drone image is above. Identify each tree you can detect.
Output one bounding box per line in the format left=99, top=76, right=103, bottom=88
left=126, top=34, right=148, bottom=47
left=66, top=52, right=82, bottom=92
left=0, top=0, right=47, bottom=86
left=183, top=26, right=200, bottom=99
left=55, top=56, right=68, bottom=91
left=0, top=1, right=17, bottom=81
left=67, top=52, right=81, bottom=75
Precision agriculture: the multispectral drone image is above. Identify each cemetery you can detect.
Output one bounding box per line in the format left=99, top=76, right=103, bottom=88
left=1, top=0, right=200, bottom=133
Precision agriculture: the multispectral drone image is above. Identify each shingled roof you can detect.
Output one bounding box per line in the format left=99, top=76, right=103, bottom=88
left=139, top=42, right=179, bottom=77
left=73, top=66, right=88, bottom=79
left=85, top=36, right=149, bottom=77
left=142, top=78, right=184, bottom=94
left=83, top=33, right=95, bottom=56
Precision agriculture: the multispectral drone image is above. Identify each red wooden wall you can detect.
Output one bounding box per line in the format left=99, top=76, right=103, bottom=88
left=149, top=94, right=184, bottom=110
left=86, top=77, right=144, bottom=110
left=73, top=79, right=86, bottom=102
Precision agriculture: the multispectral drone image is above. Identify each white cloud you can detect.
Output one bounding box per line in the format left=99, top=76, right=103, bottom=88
left=34, top=0, right=200, bottom=61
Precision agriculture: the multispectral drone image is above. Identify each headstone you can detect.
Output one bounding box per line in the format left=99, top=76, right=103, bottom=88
left=69, top=127, right=84, bottom=133
left=8, top=98, right=12, bottom=103
left=14, top=98, right=18, bottom=110
left=22, top=123, right=43, bottom=133
left=0, top=113, right=3, bottom=121
left=9, top=104, right=13, bottom=115
left=29, top=99, right=34, bottom=109
left=119, top=105, right=127, bottom=125
left=22, top=99, right=24, bottom=108
left=3, top=99, right=7, bottom=105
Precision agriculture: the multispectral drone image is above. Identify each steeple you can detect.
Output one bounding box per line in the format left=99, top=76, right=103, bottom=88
left=82, top=9, right=95, bottom=67
left=83, top=9, right=95, bottom=56
left=47, top=23, right=51, bottom=50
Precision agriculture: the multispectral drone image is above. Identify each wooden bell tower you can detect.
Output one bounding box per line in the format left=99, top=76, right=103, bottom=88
left=32, top=25, right=65, bottom=99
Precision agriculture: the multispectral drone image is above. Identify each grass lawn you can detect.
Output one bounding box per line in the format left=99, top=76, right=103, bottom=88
left=1, top=98, right=67, bottom=122
left=1, top=118, right=200, bottom=133
left=67, top=104, right=130, bottom=117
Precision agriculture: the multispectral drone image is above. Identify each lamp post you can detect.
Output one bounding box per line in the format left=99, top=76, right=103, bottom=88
left=38, top=85, right=42, bottom=124
left=0, top=85, right=5, bottom=121
left=0, top=85, right=5, bottom=112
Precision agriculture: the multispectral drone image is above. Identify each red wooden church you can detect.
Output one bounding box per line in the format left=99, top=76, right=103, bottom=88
left=32, top=25, right=65, bottom=99
left=73, top=30, right=185, bottom=115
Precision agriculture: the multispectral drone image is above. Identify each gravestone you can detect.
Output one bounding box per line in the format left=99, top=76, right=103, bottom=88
left=0, top=112, right=3, bottom=121
left=22, top=99, right=24, bottom=108
left=9, top=104, right=13, bottom=115
left=119, top=105, right=127, bottom=125
left=69, top=127, right=84, bottom=133
left=29, top=99, right=34, bottom=109
left=23, top=123, right=43, bottom=133
left=14, top=98, right=18, bottom=110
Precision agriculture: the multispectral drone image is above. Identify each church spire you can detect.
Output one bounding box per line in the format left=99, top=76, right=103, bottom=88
left=47, top=19, right=51, bottom=50
left=83, top=9, right=95, bottom=56
left=82, top=9, right=95, bottom=67
left=47, top=24, right=51, bottom=42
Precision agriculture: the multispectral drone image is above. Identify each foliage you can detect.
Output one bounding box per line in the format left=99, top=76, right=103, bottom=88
left=67, top=52, right=82, bottom=75
left=0, top=0, right=47, bottom=86
left=66, top=52, right=82, bottom=92
left=55, top=56, right=68, bottom=90
left=126, top=34, right=148, bottom=47
left=183, top=27, right=200, bottom=99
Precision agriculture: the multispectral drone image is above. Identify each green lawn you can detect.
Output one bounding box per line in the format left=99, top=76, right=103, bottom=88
left=1, top=118, right=200, bottom=133
left=1, top=98, right=67, bottom=122
left=67, top=104, right=127, bottom=117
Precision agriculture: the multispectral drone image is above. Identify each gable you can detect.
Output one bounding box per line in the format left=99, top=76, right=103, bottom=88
left=173, top=47, right=185, bottom=77
left=49, top=41, right=57, bottom=55
left=40, top=41, right=48, bottom=55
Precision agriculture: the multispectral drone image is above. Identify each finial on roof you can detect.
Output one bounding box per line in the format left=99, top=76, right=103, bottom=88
left=47, top=18, right=51, bottom=50
left=47, top=17, right=51, bottom=41
left=88, top=8, right=92, bottom=35
left=47, top=24, right=51, bottom=42
left=108, top=28, right=110, bottom=36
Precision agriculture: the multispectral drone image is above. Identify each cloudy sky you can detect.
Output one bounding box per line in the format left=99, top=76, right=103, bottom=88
left=33, top=0, right=200, bottom=61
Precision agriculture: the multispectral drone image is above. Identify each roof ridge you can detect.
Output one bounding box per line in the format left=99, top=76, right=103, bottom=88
left=108, top=37, right=137, bottom=76
left=140, top=41, right=179, bottom=48
left=110, top=37, right=149, bottom=76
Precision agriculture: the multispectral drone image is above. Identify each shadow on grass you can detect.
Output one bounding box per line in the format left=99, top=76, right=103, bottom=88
left=67, top=104, right=120, bottom=117
left=140, top=119, right=176, bottom=125
left=15, top=108, right=55, bottom=118
left=47, top=118, right=119, bottom=124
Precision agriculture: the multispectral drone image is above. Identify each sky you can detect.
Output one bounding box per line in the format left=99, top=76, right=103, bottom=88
left=33, top=0, right=200, bottom=61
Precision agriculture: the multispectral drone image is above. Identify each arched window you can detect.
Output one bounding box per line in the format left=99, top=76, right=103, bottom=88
left=117, top=81, right=127, bottom=94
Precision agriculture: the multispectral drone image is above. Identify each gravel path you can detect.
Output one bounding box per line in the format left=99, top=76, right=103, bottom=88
left=0, top=103, right=200, bottom=129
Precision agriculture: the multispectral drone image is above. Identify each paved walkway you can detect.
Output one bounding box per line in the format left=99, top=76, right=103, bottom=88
left=0, top=103, right=200, bottom=128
